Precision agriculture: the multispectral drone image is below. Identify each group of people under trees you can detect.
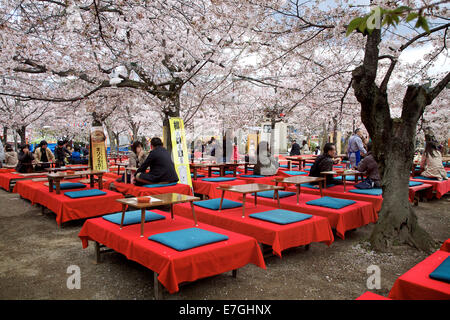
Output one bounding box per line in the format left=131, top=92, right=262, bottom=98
left=0, top=140, right=89, bottom=173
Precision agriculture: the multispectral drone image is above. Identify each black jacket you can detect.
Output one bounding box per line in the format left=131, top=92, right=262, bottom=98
left=136, top=146, right=179, bottom=183
left=290, top=143, right=301, bottom=156
left=309, top=154, right=334, bottom=184
left=16, top=151, right=34, bottom=173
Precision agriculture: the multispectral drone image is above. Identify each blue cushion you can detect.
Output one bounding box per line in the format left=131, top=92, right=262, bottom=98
left=303, top=168, right=311, bottom=171
left=349, top=188, right=383, bottom=196
left=280, top=165, right=298, bottom=168
left=305, top=163, right=313, bottom=166
left=300, top=183, right=335, bottom=189
left=63, top=189, right=107, bottom=199
left=142, top=182, right=178, bottom=188
left=193, top=198, right=242, bottom=210
left=249, top=209, right=313, bottom=225
left=103, top=210, right=165, bottom=225
left=284, top=171, right=308, bottom=176
left=413, top=176, right=439, bottom=181
left=53, top=182, right=86, bottom=190
left=334, top=165, right=344, bottom=168
left=334, top=176, right=356, bottom=181
left=447, top=172, right=450, bottom=178
left=256, top=190, right=296, bottom=199
left=409, top=181, right=424, bottom=187
left=246, top=168, right=254, bottom=171
left=429, top=256, right=450, bottom=283
left=148, top=227, right=229, bottom=251
left=240, top=174, right=265, bottom=178
left=191, top=173, right=205, bottom=178
left=306, top=196, right=356, bottom=209
left=201, top=177, right=237, bottom=182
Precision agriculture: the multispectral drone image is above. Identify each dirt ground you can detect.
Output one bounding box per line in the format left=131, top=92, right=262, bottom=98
left=0, top=188, right=448, bottom=300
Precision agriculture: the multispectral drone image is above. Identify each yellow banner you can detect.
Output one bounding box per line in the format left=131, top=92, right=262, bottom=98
left=90, top=126, right=108, bottom=171
left=169, top=118, right=192, bottom=188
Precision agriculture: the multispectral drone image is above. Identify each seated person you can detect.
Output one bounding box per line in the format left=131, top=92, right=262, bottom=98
left=4, top=144, right=18, bottom=167
left=134, top=137, right=179, bottom=185
left=289, top=140, right=301, bottom=156
left=355, top=142, right=381, bottom=188
left=309, top=143, right=341, bottom=186
left=420, top=141, right=448, bottom=181
left=300, top=140, right=310, bottom=155
left=69, top=147, right=82, bottom=164
left=34, top=140, right=55, bottom=171
left=253, top=141, right=279, bottom=176
left=116, top=141, right=147, bottom=183
left=16, top=144, right=35, bottom=173
left=54, top=140, right=69, bottom=167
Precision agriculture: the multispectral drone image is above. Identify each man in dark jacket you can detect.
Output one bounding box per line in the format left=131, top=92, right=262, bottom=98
left=356, top=142, right=381, bottom=188
left=290, top=140, right=301, bottom=156
left=134, top=137, right=179, bottom=185
left=309, top=143, right=341, bottom=185
left=16, top=144, right=35, bottom=173
left=54, top=140, right=67, bottom=167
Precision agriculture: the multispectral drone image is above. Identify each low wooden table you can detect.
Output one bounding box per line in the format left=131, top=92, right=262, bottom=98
left=320, top=170, right=365, bottom=192
left=47, top=170, right=104, bottom=194
left=124, top=166, right=138, bottom=184
left=190, top=163, right=207, bottom=180
left=115, top=162, right=129, bottom=175
left=216, top=183, right=284, bottom=218
left=45, top=165, right=89, bottom=173
left=273, top=176, right=326, bottom=204
left=207, top=163, right=240, bottom=177
left=116, top=193, right=200, bottom=237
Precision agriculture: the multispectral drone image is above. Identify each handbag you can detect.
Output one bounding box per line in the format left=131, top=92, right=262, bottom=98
left=354, top=178, right=374, bottom=189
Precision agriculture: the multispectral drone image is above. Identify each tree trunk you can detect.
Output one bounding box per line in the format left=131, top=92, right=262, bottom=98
left=2, top=127, right=7, bottom=145
left=162, top=93, right=181, bottom=154
left=17, top=126, right=26, bottom=145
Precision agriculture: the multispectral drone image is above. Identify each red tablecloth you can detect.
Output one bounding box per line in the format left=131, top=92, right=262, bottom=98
left=356, top=292, right=391, bottom=300
left=388, top=250, right=450, bottom=300
left=78, top=211, right=266, bottom=294
left=408, top=183, right=434, bottom=202
left=241, top=193, right=377, bottom=239
left=0, top=172, right=46, bottom=191
left=440, top=239, right=450, bottom=253
left=236, top=175, right=281, bottom=185
left=104, top=178, right=192, bottom=197
left=193, top=178, right=247, bottom=199
left=14, top=180, right=124, bottom=225
left=410, top=178, right=450, bottom=199
left=174, top=203, right=334, bottom=257
left=0, top=168, right=16, bottom=173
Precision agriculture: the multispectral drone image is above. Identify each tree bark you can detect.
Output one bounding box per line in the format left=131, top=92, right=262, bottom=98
left=17, top=126, right=26, bottom=145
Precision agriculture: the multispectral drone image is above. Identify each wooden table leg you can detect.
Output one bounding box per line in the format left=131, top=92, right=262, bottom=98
left=343, top=175, right=347, bottom=192
left=48, top=178, right=53, bottom=193
left=245, top=164, right=248, bottom=174
left=190, top=201, right=198, bottom=226
left=232, top=269, right=238, bottom=278
left=140, top=208, right=146, bottom=237
left=242, top=193, right=246, bottom=218
left=170, top=204, right=174, bottom=220
left=119, top=204, right=126, bottom=230
left=117, top=165, right=120, bottom=176
left=276, top=189, right=280, bottom=208
left=233, top=166, right=237, bottom=177
left=220, top=166, right=225, bottom=177
left=55, top=179, right=61, bottom=195
left=95, top=241, right=101, bottom=264
left=124, top=169, right=128, bottom=184
left=98, top=175, right=103, bottom=189
left=193, top=168, right=197, bottom=180
left=254, top=192, right=257, bottom=206
left=296, top=184, right=300, bottom=204
left=90, top=174, right=94, bottom=188
left=208, top=167, right=212, bottom=177
left=288, top=160, right=291, bottom=171
left=219, top=190, right=225, bottom=211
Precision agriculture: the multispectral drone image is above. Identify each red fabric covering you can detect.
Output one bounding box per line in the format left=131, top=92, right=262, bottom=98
left=356, top=292, right=391, bottom=300
left=14, top=179, right=123, bottom=225
left=174, top=203, right=334, bottom=257
left=408, top=183, right=434, bottom=202
left=440, top=239, right=450, bottom=253
left=103, top=172, right=122, bottom=180
left=236, top=175, right=280, bottom=185
left=0, top=168, right=16, bottom=173
left=107, top=180, right=192, bottom=197
left=388, top=250, right=450, bottom=300
left=193, top=179, right=247, bottom=199
left=0, top=172, right=46, bottom=191
left=78, top=211, right=265, bottom=293
left=241, top=193, right=377, bottom=239
left=410, top=178, right=450, bottom=199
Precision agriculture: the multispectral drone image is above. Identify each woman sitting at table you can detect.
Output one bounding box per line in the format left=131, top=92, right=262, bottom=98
left=116, top=141, right=147, bottom=183
left=16, top=144, right=35, bottom=173
left=4, top=144, right=18, bottom=167
left=253, top=141, right=279, bottom=176
left=34, top=140, right=55, bottom=171
left=134, top=137, right=179, bottom=186
left=355, top=142, right=381, bottom=188
left=309, top=143, right=341, bottom=186
left=420, top=141, right=448, bottom=181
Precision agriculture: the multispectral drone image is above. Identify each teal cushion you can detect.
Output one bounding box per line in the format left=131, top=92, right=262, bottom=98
left=303, top=168, right=311, bottom=171
left=429, top=256, right=450, bottom=283
left=213, top=170, right=235, bottom=175
left=349, top=188, right=383, bottom=196
left=249, top=209, right=312, bottom=225
left=240, top=174, right=265, bottom=178
left=413, top=176, right=439, bottom=180
left=149, top=227, right=228, bottom=251
left=142, top=182, right=178, bottom=188
left=256, top=190, right=296, bottom=199
left=53, top=182, right=86, bottom=190
left=193, top=198, right=242, bottom=210
left=64, top=189, right=107, bottom=199
left=300, top=183, right=335, bottom=189
left=103, top=210, right=165, bottom=225
left=334, top=176, right=356, bottom=181
left=305, top=163, right=313, bottom=166
left=306, top=196, right=356, bottom=209
left=409, top=181, right=424, bottom=187
left=284, top=171, right=308, bottom=176
left=280, top=165, right=298, bottom=168
left=202, top=177, right=236, bottom=182
left=191, top=173, right=205, bottom=178
left=447, top=172, right=450, bottom=178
